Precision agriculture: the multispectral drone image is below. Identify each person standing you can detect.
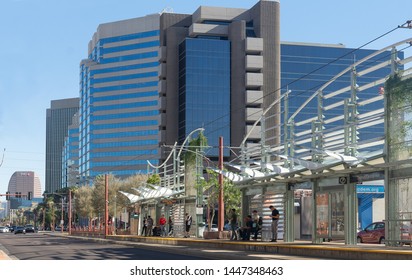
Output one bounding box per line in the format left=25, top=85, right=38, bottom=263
left=146, top=216, right=154, bottom=236
left=141, top=216, right=148, bottom=236
left=269, top=205, right=279, bottom=242
left=159, top=214, right=167, bottom=237
left=184, top=213, right=192, bottom=238
left=168, top=216, right=174, bottom=236
left=251, top=210, right=261, bottom=240
left=228, top=209, right=238, bottom=240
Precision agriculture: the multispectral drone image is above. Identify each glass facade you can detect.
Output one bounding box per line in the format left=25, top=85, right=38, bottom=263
left=78, top=25, right=160, bottom=183
left=178, top=38, right=231, bottom=157
left=281, top=44, right=403, bottom=152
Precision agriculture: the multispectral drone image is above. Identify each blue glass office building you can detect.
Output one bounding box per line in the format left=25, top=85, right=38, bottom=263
left=281, top=42, right=403, bottom=152
left=78, top=15, right=160, bottom=183
left=178, top=38, right=231, bottom=157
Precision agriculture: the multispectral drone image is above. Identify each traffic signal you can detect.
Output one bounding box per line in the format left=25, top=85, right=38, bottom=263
left=15, top=192, right=19, bottom=198
left=28, top=191, right=32, bottom=200
left=6, top=191, right=9, bottom=201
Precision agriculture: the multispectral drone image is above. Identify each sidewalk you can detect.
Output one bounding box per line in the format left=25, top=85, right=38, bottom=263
left=2, top=232, right=412, bottom=260
left=0, top=249, right=11, bottom=260
left=70, top=232, right=412, bottom=260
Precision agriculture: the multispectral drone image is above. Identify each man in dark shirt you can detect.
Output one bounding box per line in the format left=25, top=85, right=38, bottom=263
left=269, top=205, right=279, bottom=242
left=239, top=215, right=253, bottom=240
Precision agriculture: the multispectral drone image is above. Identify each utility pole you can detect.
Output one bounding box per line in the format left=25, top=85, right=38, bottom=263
left=105, top=174, right=109, bottom=238
left=69, top=189, right=72, bottom=235
left=218, top=136, right=224, bottom=233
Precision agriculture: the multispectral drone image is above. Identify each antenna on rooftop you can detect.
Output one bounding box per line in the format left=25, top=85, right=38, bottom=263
left=160, top=7, right=174, bottom=14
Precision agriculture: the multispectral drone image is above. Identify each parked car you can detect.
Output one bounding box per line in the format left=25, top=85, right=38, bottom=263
left=0, top=226, right=9, bottom=233
left=9, top=225, right=16, bottom=233
left=357, top=222, right=385, bottom=244
left=14, top=226, right=26, bottom=234
left=24, top=224, right=35, bottom=233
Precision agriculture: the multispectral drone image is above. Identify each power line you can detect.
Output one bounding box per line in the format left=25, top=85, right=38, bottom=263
left=201, top=23, right=409, bottom=140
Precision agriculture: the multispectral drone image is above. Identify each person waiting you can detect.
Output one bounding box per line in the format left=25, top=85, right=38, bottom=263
left=239, top=215, right=253, bottom=240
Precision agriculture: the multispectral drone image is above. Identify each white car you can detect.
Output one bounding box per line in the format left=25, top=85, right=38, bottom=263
left=0, top=226, right=9, bottom=233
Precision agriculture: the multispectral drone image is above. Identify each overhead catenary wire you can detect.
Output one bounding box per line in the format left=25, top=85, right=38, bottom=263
left=200, top=24, right=406, bottom=141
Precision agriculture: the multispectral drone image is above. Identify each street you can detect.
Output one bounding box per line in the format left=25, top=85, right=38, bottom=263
left=0, top=232, right=328, bottom=260
left=0, top=232, right=208, bottom=260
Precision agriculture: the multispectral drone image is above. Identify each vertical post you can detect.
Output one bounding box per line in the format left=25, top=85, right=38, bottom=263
left=218, top=136, right=224, bottom=232
left=114, top=194, right=117, bottom=235
left=61, top=197, right=64, bottom=234
left=105, top=174, right=109, bottom=238
left=69, top=189, right=72, bottom=235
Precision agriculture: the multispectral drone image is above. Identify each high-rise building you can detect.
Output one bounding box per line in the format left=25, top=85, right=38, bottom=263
left=7, top=171, right=42, bottom=206
left=45, top=98, right=79, bottom=193
left=280, top=42, right=402, bottom=153
left=62, top=112, right=79, bottom=189
left=77, top=1, right=280, bottom=182
left=73, top=1, right=396, bottom=183
left=78, top=15, right=161, bottom=184
left=159, top=1, right=280, bottom=158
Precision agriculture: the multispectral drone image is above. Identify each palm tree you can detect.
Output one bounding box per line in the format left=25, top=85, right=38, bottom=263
left=45, top=196, right=56, bottom=230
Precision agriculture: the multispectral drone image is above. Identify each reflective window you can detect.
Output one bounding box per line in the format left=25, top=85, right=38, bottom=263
left=178, top=38, right=231, bottom=157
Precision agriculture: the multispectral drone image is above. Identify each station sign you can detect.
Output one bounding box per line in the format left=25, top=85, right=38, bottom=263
left=356, top=185, right=384, bottom=193
left=350, top=171, right=384, bottom=183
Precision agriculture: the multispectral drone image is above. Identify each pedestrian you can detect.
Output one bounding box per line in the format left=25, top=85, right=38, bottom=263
left=239, top=215, right=253, bottom=240
left=159, top=214, right=167, bottom=237
left=251, top=210, right=261, bottom=240
left=228, top=209, right=238, bottom=240
left=184, top=213, right=192, bottom=238
left=141, top=216, right=148, bottom=236
left=147, top=215, right=154, bottom=236
left=269, top=205, right=279, bottom=242
left=168, top=216, right=174, bottom=236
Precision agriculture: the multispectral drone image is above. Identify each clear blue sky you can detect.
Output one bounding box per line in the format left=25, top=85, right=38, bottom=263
left=1, top=0, right=411, bottom=200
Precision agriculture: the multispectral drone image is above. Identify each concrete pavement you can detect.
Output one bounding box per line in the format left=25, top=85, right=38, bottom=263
left=70, top=232, right=412, bottom=260
left=1, top=231, right=412, bottom=260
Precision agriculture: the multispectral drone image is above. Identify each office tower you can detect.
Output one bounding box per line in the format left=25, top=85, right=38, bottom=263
left=7, top=171, right=41, bottom=204
left=45, top=98, right=79, bottom=193
left=62, top=112, right=80, bottom=189
left=77, top=1, right=280, bottom=182
left=159, top=1, right=281, bottom=158
left=78, top=15, right=161, bottom=183
left=78, top=1, right=397, bottom=181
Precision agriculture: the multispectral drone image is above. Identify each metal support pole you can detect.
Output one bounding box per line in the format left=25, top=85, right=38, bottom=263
left=105, top=174, right=109, bottom=238
left=284, top=188, right=295, bottom=242
left=61, top=198, right=64, bottom=234
left=344, top=181, right=357, bottom=245
left=69, top=190, right=72, bottom=235
left=114, top=194, right=117, bottom=235
left=218, top=136, right=224, bottom=232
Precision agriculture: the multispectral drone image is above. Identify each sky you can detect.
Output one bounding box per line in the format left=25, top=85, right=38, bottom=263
left=0, top=0, right=411, bottom=201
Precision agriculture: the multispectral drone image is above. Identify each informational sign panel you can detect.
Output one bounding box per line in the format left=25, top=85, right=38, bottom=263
left=316, top=193, right=329, bottom=237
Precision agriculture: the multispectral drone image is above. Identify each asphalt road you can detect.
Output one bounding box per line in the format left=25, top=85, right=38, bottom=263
left=0, top=231, right=330, bottom=260
left=0, top=232, right=209, bottom=260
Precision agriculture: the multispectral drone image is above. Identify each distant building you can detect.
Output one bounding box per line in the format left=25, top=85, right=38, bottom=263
left=62, top=112, right=80, bottom=189
left=45, top=98, right=79, bottom=193
left=7, top=171, right=42, bottom=213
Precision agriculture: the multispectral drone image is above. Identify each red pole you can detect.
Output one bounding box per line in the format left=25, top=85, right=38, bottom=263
left=61, top=198, right=64, bottom=234
left=105, top=174, right=109, bottom=238
left=218, top=136, right=224, bottom=232
left=69, top=190, right=72, bottom=235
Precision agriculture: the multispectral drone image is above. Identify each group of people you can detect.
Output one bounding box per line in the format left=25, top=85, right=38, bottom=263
left=140, top=206, right=279, bottom=242
left=141, top=214, right=172, bottom=237
left=228, top=205, right=279, bottom=242
left=140, top=213, right=192, bottom=238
